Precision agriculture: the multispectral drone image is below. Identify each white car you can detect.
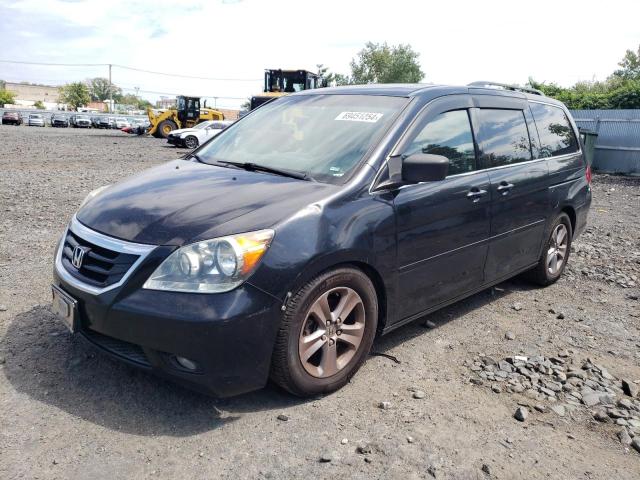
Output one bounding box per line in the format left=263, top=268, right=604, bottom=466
left=27, top=113, right=45, bottom=127
left=167, top=120, right=234, bottom=149
left=114, top=117, right=131, bottom=129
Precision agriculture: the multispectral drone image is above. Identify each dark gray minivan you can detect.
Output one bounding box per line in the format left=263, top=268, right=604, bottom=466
left=52, top=82, right=591, bottom=397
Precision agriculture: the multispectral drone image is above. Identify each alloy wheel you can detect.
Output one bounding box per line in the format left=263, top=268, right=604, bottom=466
left=546, top=223, right=568, bottom=275
left=298, top=287, right=366, bottom=378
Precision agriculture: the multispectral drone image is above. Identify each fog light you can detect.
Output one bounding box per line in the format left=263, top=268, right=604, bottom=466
left=175, top=356, right=198, bottom=371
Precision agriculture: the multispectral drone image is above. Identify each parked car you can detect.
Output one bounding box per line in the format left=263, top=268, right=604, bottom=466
left=97, top=116, right=115, bottom=129
left=50, top=114, right=69, bottom=128
left=1, top=111, right=23, bottom=125
left=114, top=117, right=131, bottom=129
left=52, top=83, right=591, bottom=398
left=70, top=114, right=92, bottom=128
left=167, top=120, right=234, bottom=148
left=91, top=116, right=101, bottom=128
left=27, top=113, right=45, bottom=127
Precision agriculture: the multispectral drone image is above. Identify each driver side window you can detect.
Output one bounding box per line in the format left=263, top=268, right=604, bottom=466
left=405, top=110, right=476, bottom=176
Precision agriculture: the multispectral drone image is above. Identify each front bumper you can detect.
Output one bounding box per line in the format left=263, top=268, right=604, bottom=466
left=167, top=135, right=184, bottom=147
left=52, top=219, right=281, bottom=397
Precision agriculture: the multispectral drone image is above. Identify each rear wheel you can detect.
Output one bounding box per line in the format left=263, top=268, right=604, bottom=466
left=270, top=267, right=378, bottom=397
left=184, top=135, right=199, bottom=149
left=157, top=120, right=177, bottom=139
left=524, top=213, right=572, bottom=286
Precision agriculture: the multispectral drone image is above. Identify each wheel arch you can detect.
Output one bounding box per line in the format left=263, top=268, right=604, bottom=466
left=560, top=205, right=576, bottom=236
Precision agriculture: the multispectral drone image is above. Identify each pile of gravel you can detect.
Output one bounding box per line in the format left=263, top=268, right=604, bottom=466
left=466, top=353, right=640, bottom=453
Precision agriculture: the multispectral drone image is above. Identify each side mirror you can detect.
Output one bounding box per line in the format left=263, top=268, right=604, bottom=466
left=402, top=153, right=449, bottom=183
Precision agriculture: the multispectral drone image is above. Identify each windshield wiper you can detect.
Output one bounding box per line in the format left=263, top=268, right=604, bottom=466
left=185, top=153, right=203, bottom=163
left=214, top=160, right=314, bottom=181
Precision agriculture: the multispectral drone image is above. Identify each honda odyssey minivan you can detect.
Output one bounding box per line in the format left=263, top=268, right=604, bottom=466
left=52, top=82, right=591, bottom=397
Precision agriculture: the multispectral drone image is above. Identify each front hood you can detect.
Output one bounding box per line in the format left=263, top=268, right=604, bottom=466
left=76, top=160, right=336, bottom=245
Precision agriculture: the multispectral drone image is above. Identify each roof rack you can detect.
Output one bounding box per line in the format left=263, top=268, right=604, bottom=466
left=468, top=81, right=544, bottom=96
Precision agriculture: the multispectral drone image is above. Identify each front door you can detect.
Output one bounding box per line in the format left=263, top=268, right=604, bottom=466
left=391, top=97, right=492, bottom=320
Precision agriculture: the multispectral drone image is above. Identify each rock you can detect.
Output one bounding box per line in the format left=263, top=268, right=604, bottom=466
left=514, top=406, right=529, bottom=422
left=406, top=435, right=415, bottom=444
left=481, top=464, right=491, bottom=475
left=277, top=414, right=289, bottom=422
left=505, top=331, right=515, bottom=341
left=550, top=405, right=566, bottom=417
left=341, top=438, right=348, bottom=445
left=618, top=429, right=633, bottom=446
left=0, top=357, right=5, bottom=365
left=534, top=404, right=546, bottom=413
left=594, top=410, right=609, bottom=422
left=0, top=305, right=7, bottom=311
left=378, top=401, right=392, bottom=410
left=556, top=312, right=565, bottom=319
left=319, top=453, right=334, bottom=463
left=582, top=392, right=602, bottom=407
left=356, top=443, right=372, bottom=455
left=512, top=303, right=523, bottom=311
left=498, top=360, right=513, bottom=372
left=633, top=438, right=640, bottom=453
left=622, top=379, right=639, bottom=398
left=617, top=398, right=633, bottom=410
left=413, top=390, right=426, bottom=399
left=491, top=384, right=502, bottom=394
left=427, top=465, right=438, bottom=478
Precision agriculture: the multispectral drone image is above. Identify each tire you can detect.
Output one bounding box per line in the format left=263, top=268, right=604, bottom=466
left=270, top=267, right=378, bottom=397
left=184, top=135, right=199, bottom=149
left=157, top=120, right=177, bottom=139
left=524, top=213, right=572, bottom=286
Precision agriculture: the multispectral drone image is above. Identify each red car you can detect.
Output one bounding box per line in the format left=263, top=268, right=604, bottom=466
left=2, top=111, right=23, bottom=125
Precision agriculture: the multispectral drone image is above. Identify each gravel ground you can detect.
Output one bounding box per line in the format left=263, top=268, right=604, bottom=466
left=1, top=125, right=639, bottom=479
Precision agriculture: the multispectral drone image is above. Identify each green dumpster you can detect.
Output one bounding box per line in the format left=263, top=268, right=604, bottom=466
left=578, top=128, right=598, bottom=167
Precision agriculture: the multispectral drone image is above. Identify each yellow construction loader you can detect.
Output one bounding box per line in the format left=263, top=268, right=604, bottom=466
left=147, top=95, right=224, bottom=138
left=250, top=69, right=325, bottom=110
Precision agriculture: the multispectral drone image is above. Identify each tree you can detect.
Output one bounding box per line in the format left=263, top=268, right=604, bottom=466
left=0, top=88, right=16, bottom=107
left=33, top=100, right=45, bottom=109
left=350, top=42, right=424, bottom=84
left=316, top=64, right=352, bottom=86
left=59, top=82, right=90, bottom=111
left=87, top=77, right=122, bottom=102
left=612, top=45, right=640, bottom=80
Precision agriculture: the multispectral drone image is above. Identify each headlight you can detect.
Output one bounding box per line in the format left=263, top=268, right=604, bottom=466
left=79, top=185, right=110, bottom=208
left=143, top=229, right=274, bottom=293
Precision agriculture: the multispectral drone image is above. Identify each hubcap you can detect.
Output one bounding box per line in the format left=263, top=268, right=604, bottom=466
left=546, top=224, right=568, bottom=276
left=298, top=287, right=366, bottom=378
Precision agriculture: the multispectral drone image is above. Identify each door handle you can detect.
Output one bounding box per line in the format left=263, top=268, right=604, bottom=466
left=466, top=188, right=487, bottom=202
left=497, top=182, right=514, bottom=195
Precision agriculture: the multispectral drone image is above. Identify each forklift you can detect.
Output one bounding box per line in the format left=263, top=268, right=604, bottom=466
left=249, top=69, right=325, bottom=110
left=147, top=95, right=225, bottom=138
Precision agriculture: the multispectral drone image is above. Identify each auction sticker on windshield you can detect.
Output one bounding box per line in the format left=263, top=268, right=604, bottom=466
left=335, top=111, right=384, bottom=122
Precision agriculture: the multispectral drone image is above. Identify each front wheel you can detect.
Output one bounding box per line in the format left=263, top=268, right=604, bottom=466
left=270, top=267, right=378, bottom=397
left=524, top=213, right=572, bottom=286
left=184, top=135, right=199, bottom=149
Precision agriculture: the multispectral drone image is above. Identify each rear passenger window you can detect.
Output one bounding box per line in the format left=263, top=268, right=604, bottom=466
left=530, top=103, right=579, bottom=157
left=477, top=109, right=532, bottom=167
left=405, top=110, right=476, bottom=175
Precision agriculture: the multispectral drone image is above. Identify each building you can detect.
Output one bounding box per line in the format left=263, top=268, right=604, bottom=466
left=5, top=81, right=61, bottom=109
left=156, top=97, right=176, bottom=109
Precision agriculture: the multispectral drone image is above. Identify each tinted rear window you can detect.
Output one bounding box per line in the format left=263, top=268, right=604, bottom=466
left=476, top=109, right=532, bottom=167
left=529, top=103, right=579, bottom=157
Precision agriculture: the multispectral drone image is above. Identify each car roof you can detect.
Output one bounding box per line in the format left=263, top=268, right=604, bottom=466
left=295, top=83, right=566, bottom=106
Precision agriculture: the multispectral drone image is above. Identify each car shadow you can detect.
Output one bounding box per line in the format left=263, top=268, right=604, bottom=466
left=1, top=278, right=533, bottom=437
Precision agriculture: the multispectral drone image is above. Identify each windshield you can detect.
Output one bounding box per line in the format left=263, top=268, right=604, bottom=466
left=194, top=121, right=213, bottom=130
left=197, top=94, right=407, bottom=184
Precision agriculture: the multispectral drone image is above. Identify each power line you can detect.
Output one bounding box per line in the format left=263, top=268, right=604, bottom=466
left=0, top=59, right=261, bottom=82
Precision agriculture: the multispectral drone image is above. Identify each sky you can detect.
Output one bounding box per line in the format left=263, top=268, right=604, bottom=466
left=0, top=0, right=639, bottom=109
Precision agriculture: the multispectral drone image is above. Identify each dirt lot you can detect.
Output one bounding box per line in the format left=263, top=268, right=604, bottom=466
left=1, top=125, right=639, bottom=479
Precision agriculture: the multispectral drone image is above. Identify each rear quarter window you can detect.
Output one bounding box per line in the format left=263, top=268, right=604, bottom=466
left=529, top=103, right=579, bottom=157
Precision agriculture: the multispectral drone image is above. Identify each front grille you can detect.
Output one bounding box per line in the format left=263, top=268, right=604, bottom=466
left=61, top=230, right=139, bottom=288
left=81, top=328, right=151, bottom=367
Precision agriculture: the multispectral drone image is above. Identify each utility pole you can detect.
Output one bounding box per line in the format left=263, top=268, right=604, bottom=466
left=108, top=63, right=113, bottom=113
